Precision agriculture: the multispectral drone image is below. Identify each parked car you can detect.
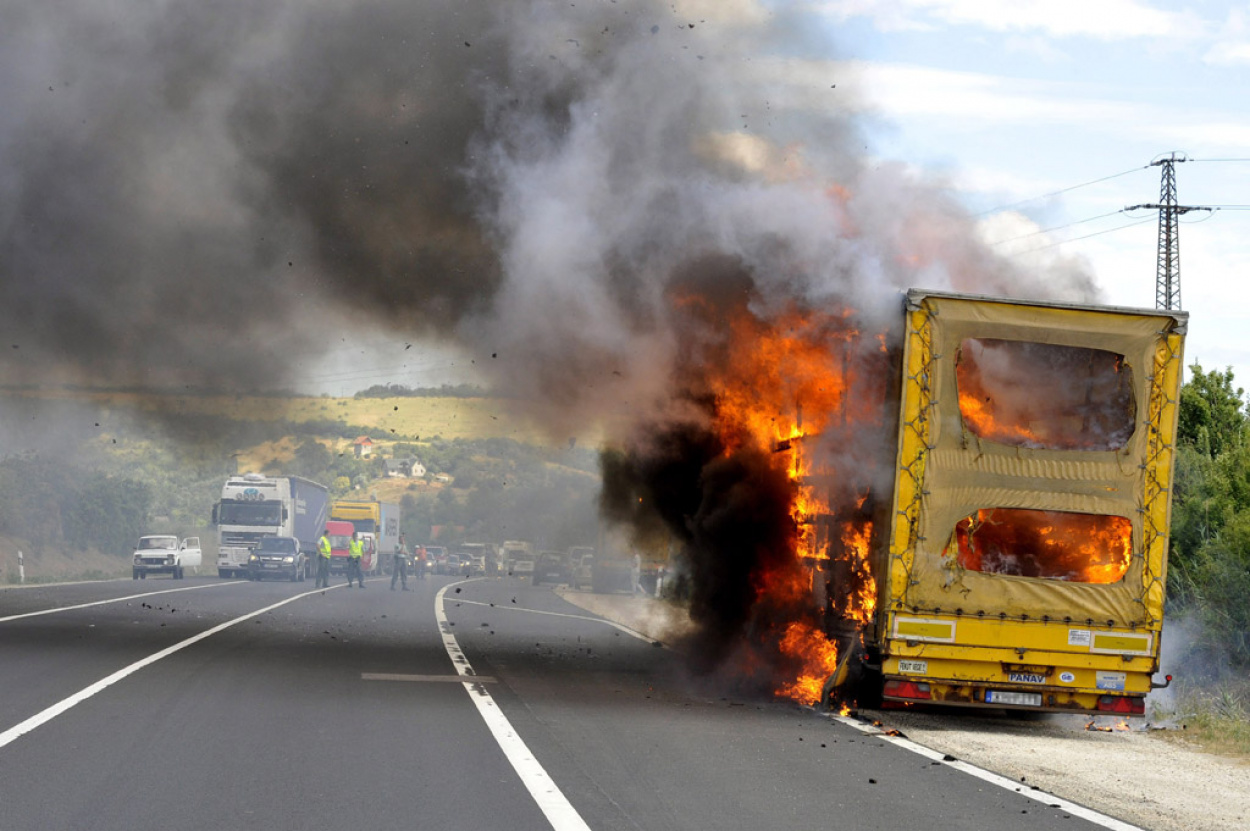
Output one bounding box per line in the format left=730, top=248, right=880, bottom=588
left=132, top=535, right=202, bottom=580
left=420, top=544, right=445, bottom=577
left=422, top=546, right=446, bottom=576
left=569, top=549, right=595, bottom=590
left=510, top=554, right=536, bottom=578
left=443, top=552, right=463, bottom=576
left=532, top=551, right=568, bottom=586
left=592, top=556, right=634, bottom=594
left=248, top=535, right=306, bottom=582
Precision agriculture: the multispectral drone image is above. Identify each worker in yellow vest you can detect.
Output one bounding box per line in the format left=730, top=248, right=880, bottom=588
left=315, top=532, right=332, bottom=589
left=347, top=532, right=366, bottom=588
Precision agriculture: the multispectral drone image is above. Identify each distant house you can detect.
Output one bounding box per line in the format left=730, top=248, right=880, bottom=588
left=383, top=457, right=426, bottom=478
left=352, top=436, right=374, bottom=458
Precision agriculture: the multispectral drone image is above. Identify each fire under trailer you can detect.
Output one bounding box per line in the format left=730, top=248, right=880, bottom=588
left=820, top=290, right=1186, bottom=716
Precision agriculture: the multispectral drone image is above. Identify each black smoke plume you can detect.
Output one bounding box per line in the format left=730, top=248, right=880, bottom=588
left=3, top=1, right=1106, bottom=685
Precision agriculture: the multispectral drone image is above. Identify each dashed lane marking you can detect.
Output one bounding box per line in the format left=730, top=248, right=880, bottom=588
left=362, top=673, right=497, bottom=683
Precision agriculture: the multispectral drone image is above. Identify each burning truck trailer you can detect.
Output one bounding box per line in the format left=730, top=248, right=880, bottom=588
left=808, top=289, right=1187, bottom=716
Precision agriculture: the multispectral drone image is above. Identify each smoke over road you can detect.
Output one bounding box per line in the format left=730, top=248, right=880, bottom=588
left=2, top=0, right=1098, bottom=398
left=4, top=1, right=1106, bottom=688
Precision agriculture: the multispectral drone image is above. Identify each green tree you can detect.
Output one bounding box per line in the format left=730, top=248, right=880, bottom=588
left=1178, top=364, right=1246, bottom=458
left=291, top=439, right=333, bottom=482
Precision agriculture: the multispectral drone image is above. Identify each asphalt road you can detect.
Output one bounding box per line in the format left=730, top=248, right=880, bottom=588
left=0, top=573, right=1129, bottom=831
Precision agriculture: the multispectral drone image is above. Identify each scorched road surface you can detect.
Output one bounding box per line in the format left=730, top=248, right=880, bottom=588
left=0, top=575, right=1122, bottom=831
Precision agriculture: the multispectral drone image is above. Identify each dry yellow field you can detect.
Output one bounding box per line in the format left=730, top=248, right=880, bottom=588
left=6, top=389, right=556, bottom=443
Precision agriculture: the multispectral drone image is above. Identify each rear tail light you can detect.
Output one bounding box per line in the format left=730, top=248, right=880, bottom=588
left=883, top=679, right=932, bottom=700
left=1097, top=695, right=1145, bottom=715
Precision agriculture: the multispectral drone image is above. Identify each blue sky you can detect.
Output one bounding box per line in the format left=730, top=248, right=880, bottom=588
left=805, top=0, right=1250, bottom=388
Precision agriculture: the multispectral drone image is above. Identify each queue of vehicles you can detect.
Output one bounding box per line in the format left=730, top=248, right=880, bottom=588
left=178, top=481, right=614, bottom=590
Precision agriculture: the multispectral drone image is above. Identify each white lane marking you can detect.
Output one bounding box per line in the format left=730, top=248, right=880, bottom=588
left=0, top=584, right=344, bottom=750
left=829, top=714, right=1146, bottom=831
left=437, top=581, right=592, bottom=831
left=0, top=582, right=244, bottom=623
left=362, top=673, right=497, bottom=683
left=451, top=596, right=656, bottom=644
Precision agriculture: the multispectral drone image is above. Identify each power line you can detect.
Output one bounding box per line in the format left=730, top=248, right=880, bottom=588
left=976, top=165, right=1149, bottom=217
left=988, top=209, right=1127, bottom=246
left=1000, top=214, right=1155, bottom=254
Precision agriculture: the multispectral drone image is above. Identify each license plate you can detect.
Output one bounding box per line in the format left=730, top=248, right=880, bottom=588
left=264, top=563, right=279, bottom=568
left=986, top=690, right=1042, bottom=707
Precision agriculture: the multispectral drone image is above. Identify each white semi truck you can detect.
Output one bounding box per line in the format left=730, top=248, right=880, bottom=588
left=211, top=473, right=330, bottom=579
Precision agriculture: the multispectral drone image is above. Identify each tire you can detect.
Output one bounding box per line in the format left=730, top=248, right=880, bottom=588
left=174, top=566, right=183, bottom=580
left=133, top=569, right=139, bottom=580
left=219, top=569, right=231, bottom=579
left=289, top=562, right=299, bottom=582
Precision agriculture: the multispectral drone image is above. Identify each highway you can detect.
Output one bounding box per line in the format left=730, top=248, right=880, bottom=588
left=0, top=574, right=1133, bottom=831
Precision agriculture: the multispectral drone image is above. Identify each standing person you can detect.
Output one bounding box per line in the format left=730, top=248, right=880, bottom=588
left=347, top=531, right=366, bottom=588
left=391, top=534, right=409, bottom=591
left=315, top=530, right=332, bottom=589
left=415, top=544, right=428, bottom=580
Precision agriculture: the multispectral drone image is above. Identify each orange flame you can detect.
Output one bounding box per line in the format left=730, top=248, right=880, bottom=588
left=955, top=338, right=1135, bottom=452
left=776, top=620, right=841, bottom=704
left=704, top=304, right=882, bottom=705
left=950, top=508, right=1131, bottom=584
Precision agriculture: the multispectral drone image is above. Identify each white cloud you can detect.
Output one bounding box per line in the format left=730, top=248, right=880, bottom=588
left=753, top=57, right=1250, bottom=151
left=1204, top=7, right=1250, bottom=64
left=999, top=35, right=1073, bottom=62
left=814, top=0, right=1206, bottom=40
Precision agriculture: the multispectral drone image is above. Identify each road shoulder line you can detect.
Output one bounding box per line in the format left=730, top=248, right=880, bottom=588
left=0, top=581, right=244, bottom=623
left=830, top=714, right=1145, bottom=831
left=451, top=595, right=656, bottom=644
left=0, top=584, right=344, bottom=750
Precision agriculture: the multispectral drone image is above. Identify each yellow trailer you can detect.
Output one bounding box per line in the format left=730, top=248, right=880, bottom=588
left=863, top=289, right=1186, bottom=715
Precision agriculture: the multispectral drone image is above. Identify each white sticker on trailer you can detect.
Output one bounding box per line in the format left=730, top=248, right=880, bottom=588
left=898, top=660, right=928, bottom=675
left=1068, top=629, right=1092, bottom=647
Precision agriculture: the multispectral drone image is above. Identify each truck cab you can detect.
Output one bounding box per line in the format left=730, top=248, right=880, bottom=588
left=324, top=520, right=357, bottom=575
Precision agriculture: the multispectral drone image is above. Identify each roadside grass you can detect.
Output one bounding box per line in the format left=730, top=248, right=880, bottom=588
left=4, top=567, right=128, bottom=586
left=1153, top=681, right=1250, bottom=760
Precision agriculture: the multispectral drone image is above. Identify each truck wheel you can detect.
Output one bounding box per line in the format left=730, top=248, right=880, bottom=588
left=174, top=566, right=183, bottom=580
left=219, top=569, right=230, bottom=579
left=289, top=564, right=299, bottom=582
left=132, top=569, right=139, bottom=580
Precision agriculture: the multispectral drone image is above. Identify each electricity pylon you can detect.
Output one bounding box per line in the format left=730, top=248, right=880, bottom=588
left=1125, top=152, right=1211, bottom=311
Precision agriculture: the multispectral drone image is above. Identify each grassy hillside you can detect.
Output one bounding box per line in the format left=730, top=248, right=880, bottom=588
left=8, top=389, right=533, bottom=441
